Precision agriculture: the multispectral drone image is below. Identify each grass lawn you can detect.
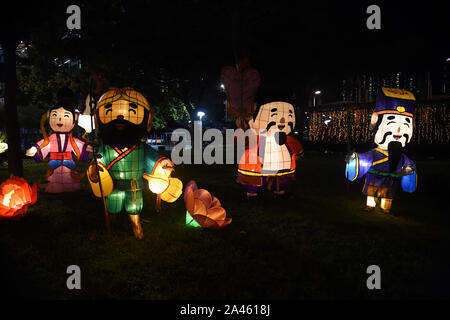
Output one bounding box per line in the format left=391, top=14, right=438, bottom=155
left=0, top=152, right=449, bottom=299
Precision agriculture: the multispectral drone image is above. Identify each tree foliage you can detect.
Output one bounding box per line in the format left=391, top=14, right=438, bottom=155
left=152, top=97, right=192, bottom=130
left=16, top=65, right=81, bottom=130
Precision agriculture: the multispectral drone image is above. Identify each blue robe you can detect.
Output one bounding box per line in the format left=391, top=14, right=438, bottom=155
left=346, top=148, right=417, bottom=198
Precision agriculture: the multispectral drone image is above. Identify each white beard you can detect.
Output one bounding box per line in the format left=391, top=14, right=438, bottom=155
left=261, top=136, right=291, bottom=172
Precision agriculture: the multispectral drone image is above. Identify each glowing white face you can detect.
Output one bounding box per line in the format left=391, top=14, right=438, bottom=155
left=248, top=102, right=295, bottom=136
left=374, top=114, right=413, bottom=149
left=48, top=107, right=76, bottom=132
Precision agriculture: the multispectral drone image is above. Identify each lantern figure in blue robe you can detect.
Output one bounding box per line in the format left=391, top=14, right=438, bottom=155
left=345, top=88, right=417, bottom=213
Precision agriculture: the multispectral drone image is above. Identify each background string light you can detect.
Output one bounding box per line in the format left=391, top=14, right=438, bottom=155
left=307, top=103, right=449, bottom=144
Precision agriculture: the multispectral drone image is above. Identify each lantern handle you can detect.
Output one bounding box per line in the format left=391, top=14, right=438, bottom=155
left=89, top=76, right=112, bottom=239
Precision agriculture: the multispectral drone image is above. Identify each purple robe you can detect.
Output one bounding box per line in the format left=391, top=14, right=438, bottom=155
left=346, top=148, right=417, bottom=198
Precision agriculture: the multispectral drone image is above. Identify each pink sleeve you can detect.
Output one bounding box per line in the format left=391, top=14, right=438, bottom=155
left=73, top=137, right=91, bottom=161
left=34, top=138, right=51, bottom=162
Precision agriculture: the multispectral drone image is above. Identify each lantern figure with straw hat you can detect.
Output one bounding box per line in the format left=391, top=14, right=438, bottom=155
left=87, top=87, right=182, bottom=239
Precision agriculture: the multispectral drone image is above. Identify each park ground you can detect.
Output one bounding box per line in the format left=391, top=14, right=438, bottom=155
left=0, top=151, right=449, bottom=299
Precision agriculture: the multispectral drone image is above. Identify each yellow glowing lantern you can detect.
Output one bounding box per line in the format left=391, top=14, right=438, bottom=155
left=160, top=178, right=183, bottom=203
left=88, top=162, right=114, bottom=198
left=96, top=87, right=154, bottom=132
left=143, top=164, right=170, bottom=194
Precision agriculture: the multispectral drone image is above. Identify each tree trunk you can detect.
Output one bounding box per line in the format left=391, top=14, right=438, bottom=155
left=2, top=39, right=23, bottom=177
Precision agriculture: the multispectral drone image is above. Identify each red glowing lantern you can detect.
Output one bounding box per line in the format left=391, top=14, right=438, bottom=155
left=0, top=177, right=37, bottom=219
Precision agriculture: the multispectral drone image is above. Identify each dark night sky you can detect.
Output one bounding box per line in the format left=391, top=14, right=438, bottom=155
left=2, top=0, right=449, bottom=114
left=92, top=0, right=448, bottom=103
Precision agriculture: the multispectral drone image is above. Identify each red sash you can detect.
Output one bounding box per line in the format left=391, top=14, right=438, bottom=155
left=50, top=152, right=72, bottom=160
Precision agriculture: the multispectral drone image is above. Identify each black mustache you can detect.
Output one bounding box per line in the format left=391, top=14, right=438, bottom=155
left=379, top=131, right=392, bottom=145
left=264, top=121, right=293, bottom=133
left=403, top=133, right=409, bottom=143
left=265, top=121, right=276, bottom=132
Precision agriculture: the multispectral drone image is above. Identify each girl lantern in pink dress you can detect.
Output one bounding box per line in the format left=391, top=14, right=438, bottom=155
left=26, top=88, right=92, bottom=193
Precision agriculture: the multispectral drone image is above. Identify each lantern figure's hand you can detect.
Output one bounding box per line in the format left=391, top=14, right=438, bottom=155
left=25, top=146, right=37, bottom=157
left=345, top=152, right=356, bottom=163
left=160, top=158, right=175, bottom=175
left=399, top=164, right=415, bottom=176
left=87, top=163, right=104, bottom=183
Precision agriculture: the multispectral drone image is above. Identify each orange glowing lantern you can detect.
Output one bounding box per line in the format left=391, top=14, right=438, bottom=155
left=160, top=177, right=183, bottom=203
left=0, top=177, right=37, bottom=219
left=184, top=180, right=231, bottom=230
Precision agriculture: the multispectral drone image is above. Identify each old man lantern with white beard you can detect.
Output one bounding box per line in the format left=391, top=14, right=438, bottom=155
left=237, top=91, right=303, bottom=198
left=345, top=88, right=417, bottom=213
left=87, top=87, right=181, bottom=239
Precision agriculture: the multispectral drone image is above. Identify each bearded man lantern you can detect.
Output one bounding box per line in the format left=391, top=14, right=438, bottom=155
left=87, top=87, right=181, bottom=239
left=345, top=87, right=418, bottom=213
left=26, top=88, right=92, bottom=193
left=237, top=90, right=304, bottom=198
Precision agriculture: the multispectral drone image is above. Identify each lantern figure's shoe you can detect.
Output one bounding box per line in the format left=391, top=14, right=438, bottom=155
left=184, top=180, right=231, bottom=230
left=0, top=177, right=37, bottom=219
left=129, top=214, right=143, bottom=239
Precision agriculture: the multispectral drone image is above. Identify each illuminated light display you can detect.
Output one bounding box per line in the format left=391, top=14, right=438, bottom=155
left=345, top=88, right=418, bottom=213
left=184, top=180, right=231, bottom=230
left=237, top=99, right=304, bottom=198
left=0, top=177, right=37, bottom=219
left=87, top=87, right=181, bottom=239
left=308, top=106, right=449, bottom=144
left=26, top=88, right=92, bottom=193
left=160, top=177, right=183, bottom=203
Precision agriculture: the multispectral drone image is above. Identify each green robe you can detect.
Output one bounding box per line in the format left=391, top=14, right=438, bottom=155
left=96, top=142, right=164, bottom=214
